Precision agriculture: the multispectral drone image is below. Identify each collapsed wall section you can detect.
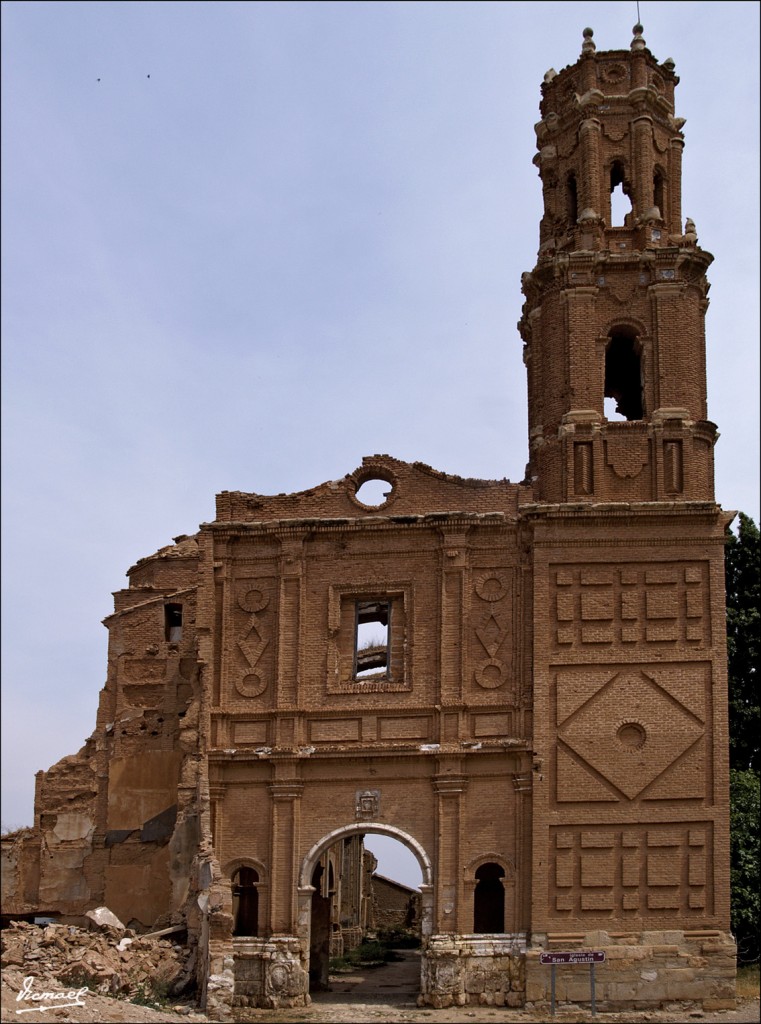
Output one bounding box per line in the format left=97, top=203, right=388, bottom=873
left=1, top=534, right=209, bottom=936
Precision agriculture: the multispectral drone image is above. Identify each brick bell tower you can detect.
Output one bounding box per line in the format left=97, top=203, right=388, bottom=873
left=520, top=27, right=735, bottom=1010
left=520, top=23, right=716, bottom=505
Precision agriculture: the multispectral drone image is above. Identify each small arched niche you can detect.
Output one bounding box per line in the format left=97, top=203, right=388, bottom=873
left=473, top=862, right=506, bottom=934
left=232, top=865, right=260, bottom=937
left=604, top=328, right=644, bottom=420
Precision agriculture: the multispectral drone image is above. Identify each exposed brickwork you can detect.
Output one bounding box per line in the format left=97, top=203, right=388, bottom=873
left=1, top=25, right=734, bottom=1018
left=372, top=874, right=421, bottom=933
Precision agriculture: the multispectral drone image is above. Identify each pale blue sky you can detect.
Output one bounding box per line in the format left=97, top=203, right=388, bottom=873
left=2, top=1, right=758, bottom=889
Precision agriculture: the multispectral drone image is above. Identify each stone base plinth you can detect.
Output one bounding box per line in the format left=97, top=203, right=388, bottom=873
left=231, top=936, right=310, bottom=1010
left=418, top=933, right=527, bottom=1008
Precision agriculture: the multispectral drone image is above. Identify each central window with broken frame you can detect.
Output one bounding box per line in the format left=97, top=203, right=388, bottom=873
left=327, top=583, right=411, bottom=693
left=354, top=600, right=391, bottom=679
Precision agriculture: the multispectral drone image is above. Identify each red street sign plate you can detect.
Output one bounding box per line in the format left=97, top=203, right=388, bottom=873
left=540, top=951, right=606, bottom=965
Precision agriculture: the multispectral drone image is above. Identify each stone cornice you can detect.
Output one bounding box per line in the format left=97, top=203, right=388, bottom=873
left=202, top=511, right=523, bottom=536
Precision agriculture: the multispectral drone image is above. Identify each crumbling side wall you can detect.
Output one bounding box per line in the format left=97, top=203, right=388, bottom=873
left=1, top=743, right=103, bottom=923
left=1, top=535, right=208, bottom=937
left=1, top=828, right=40, bottom=920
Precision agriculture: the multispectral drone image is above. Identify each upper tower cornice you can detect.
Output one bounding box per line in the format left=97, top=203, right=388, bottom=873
left=539, top=25, right=679, bottom=120
left=531, top=25, right=696, bottom=257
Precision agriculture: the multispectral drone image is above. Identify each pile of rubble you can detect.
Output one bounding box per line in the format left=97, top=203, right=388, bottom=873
left=0, top=908, right=197, bottom=1006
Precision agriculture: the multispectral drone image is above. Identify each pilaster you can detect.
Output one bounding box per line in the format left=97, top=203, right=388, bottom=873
left=268, top=770, right=304, bottom=934
left=433, top=764, right=468, bottom=933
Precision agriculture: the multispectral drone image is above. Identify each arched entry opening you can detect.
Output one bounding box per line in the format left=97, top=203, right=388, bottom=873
left=298, top=823, right=433, bottom=997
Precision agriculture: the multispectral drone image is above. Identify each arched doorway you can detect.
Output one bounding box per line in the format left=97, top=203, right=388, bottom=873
left=298, top=823, right=433, bottom=996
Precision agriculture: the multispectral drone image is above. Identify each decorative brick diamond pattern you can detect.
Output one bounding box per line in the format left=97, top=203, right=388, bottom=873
left=558, top=669, right=704, bottom=799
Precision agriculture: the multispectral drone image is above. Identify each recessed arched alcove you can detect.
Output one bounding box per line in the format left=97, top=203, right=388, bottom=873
left=231, top=865, right=260, bottom=937
left=473, top=862, right=506, bottom=933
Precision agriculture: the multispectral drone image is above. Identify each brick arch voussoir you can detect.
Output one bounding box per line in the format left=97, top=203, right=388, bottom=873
left=299, top=822, right=432, bottom=888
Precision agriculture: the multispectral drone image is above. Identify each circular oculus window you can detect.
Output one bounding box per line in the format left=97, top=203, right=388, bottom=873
left=353, top=476, right=395, bottom=508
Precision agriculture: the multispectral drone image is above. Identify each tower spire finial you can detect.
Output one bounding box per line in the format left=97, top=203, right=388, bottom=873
left=631, top=22, right=646, bottom=51
left=581, top=27, right=595, bottom=55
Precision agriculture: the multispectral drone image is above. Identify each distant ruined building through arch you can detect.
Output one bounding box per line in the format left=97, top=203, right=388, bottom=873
left=1, top=24, right=736, bottom=1017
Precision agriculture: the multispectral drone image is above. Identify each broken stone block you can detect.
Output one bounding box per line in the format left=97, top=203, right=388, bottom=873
left=85, top=905, right=126, bottom=932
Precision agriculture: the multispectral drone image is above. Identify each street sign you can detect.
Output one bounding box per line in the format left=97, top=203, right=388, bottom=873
left=540, top=950, right=606, bottom=965
left=540, top=951, right=606, bottom=1017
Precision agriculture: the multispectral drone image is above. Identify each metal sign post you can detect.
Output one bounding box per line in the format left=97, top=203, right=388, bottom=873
left=550, top=962, right=556, bottom=1016
left=539, top=951, right=606, bottom=1017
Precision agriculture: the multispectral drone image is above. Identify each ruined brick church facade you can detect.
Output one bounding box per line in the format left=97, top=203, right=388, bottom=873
left=2, top=26, right=736, bottom=1015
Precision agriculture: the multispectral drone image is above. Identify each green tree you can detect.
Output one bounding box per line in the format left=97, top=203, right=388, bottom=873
left=729, top=768, right=760, bottom=964
left=725, top=513, right=760, bottom=964
left=725, top=513, right=760, bottom=772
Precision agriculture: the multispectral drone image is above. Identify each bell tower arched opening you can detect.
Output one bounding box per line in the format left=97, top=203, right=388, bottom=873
left=609, top=160, right=632, bottom=226
left=605, top=329, right=643, bottom=421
